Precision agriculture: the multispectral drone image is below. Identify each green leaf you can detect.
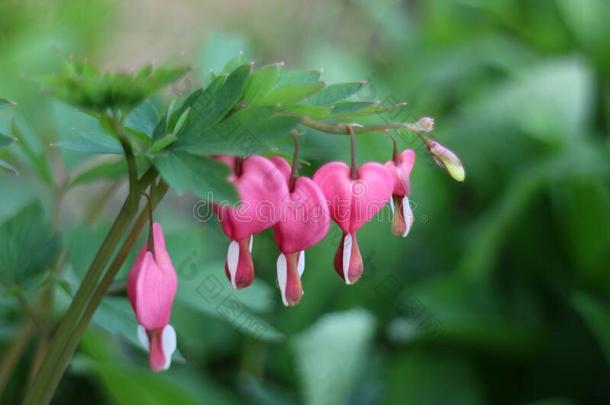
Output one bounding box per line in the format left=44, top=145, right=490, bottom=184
left=303, top=81, right=366, bottom=105
left=125, top=100, right=159, bottom=138
left=220, top=53, right=248, bottom=75
left=0, top=98, right=16, bottom=109
left=154, top=151, right=237, bottom=202
left=53, top=131, right=123, bottom=154
left=178, top=64, right=251, bottom=139
left=276, top=69, right=322, bottom=86
left=329, top=101, right=408, bottom=120
left=176, top=263, right=284, bottom=342
left=293, top=310, right=375, bottom=405
left=83, top=331, right=199, bottom=405
left=243, top=63, right=281, bottom=104
left=0, top=159, right=18, bottom=175
left=260, top=82, right=326, bottom=105
left=572, top=292, right=610, bottom=365
left=41, top=59, right=188, bottom=112
left=175, top=106, right=300, bottom=155
left=68, top=156, right=149, bottom=187
left=282, top=105, right=333, bottom=120
left=0, top=132, right=17, bottom=148
left=0, top=201, right=61, bottom=288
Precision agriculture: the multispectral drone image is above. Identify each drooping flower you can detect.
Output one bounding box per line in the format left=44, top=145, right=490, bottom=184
left=424, top=137, right=465, bottom=182
left=127, top=223, right=178, bottom=372
left=313, top=162, right=393, bottom=284
left=214, top=155, right=289, bottom=289
left=385, top=149, right=416, bottom=237
left=270, top=157, right=330, bottom=306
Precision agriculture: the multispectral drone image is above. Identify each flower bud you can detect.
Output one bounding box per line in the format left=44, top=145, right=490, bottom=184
left=424, top=138, right=465, bottom=182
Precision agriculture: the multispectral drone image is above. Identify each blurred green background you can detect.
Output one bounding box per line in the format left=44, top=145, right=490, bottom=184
left=1, top=0, right=610, bottom=404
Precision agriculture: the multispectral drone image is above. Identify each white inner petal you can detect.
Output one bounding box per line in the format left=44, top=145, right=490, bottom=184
left=389, top=195, right=395, bottom=215
left=227, top=240, right=240, bottom=289
left=297, top=250, right=305, bottom=277
left=402, top=196, right=414, bottom=238
left=248, top=235, right=253, bottom=253
left=137, top=324, right=149, bottom=351
left=342, top=234, right=352, bottom=285
left=161, top=324, right=177, bottom=370
left=276, top=253, right=288, bottom=306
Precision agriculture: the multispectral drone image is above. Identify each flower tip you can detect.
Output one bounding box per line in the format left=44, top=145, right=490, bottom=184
left=425, top=138, right=465, bottom=182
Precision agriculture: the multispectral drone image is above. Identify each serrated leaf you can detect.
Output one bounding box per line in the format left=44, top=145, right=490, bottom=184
left=178, top=64, right=251, bottom=139
left=276, top=69, right=322, bottom=86
left=54, top=131, right=123, bottom=154
left=261, top=82, right=326, bottom=105
left=0, top=159, right=18, bottom=175
left=175, top=106, right=300, bottom=155
left=0, top=133, right=17, bottom=148
left=304, top=82, right=365, bottom=105
left=0, top=201, right=61, bottom=288
left=243, top=63, right=281, bottom=104
left=154, top=151, right=237, bottom=203
left=331, top=101, right=379, bottom=114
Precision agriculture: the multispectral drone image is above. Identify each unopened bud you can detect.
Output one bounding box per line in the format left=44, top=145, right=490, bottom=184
left=417, top=117, right=435, bottom=132
left=424, top=137, right=465, bottom=182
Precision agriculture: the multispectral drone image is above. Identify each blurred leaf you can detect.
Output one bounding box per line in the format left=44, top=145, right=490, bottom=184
left=551, top=177, right=610, bottom=289
left=176, top=265, right=284, bottom=342
left=293, top=310, right=375, bottom=405
left=0, top=98, right=16, bottom=109
left=68, top=156, right=149, bottom=187
left=243, top=63, right=281, bottom=104
left=303, top=81, right=365, bottom=105
left=54, top=130, right=123, bottom=154
left=11, top=119, right=54, bottom=186
left=0, top=132, right=16, bottom=147
left=84, top=335, right=202, bottom=405
left=0, top=159, right=17, bottom=175
left=154, top=151, right=237, bottom=202
left=0, top=201, right=60, bottom=288
left=178, top=64, right=251, bottom=139
left=387, top=351, right=483, bottom=405
left=41, top=59, right=187, bottom=112
left=467, top=58, right=593, bottom=142
left=572, top=292, right=610, bottom=365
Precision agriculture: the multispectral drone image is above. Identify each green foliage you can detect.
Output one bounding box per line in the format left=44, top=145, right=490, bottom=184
left=0, top=201, right=60, bottom=288
left=40, top=59, right=187, bottom=113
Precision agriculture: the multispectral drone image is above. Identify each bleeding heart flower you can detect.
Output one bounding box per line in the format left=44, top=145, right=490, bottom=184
left=271, top=160, right=330, bottom=306
left=127, top=223, right=178, bottom=372
left=313, top=161, right=393, bottom=284
left=385, top=149, right=415, bottom=237
left=214, top=155, right=289, bottom=289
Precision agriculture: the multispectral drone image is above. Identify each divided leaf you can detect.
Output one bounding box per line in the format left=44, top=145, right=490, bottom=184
left=0, top=201, right=61, bottom=288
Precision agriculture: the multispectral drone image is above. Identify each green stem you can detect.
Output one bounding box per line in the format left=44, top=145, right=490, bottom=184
left=23, top=167, right=157, bottom=405
left=288, top=130, right=301, bottom=191
left=34, top=182, right=170, bottom=405
left=301, top=116, right=432, bottom=135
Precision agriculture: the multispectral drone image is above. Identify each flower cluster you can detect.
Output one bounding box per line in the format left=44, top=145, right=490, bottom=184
left=126, top=132, right=463, bottom=372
